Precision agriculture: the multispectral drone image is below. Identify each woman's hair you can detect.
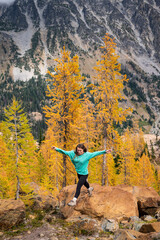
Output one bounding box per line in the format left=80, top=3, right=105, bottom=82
left=75, top=143, right=87, bottom=154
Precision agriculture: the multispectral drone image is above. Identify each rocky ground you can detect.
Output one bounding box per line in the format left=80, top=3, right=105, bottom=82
left=1, top=183, right=160, bottom=240
left=0, top=212, right=112, bottom=240
left=1, top=209, right=160, bottom=240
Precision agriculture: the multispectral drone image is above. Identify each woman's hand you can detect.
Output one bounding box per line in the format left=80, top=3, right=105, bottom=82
left=106, top=149, right=112, bottom=153
left=51, top=146, right=56, bottom=150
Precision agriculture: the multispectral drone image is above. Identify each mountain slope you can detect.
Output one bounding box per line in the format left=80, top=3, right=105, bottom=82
left=0, top=0, right=160, bottom=135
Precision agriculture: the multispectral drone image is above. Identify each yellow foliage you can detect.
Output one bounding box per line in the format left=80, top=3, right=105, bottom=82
left=0, top=98, right=38, bottom=199
left=0, top=136, right=16, bottom=198
left=93, top=33, right=132, bottom=185
left=117, top=129, right=136, bottom=185
left=43, top=47, right=85, bottom=188
left=136, top=153, right=156, bottom=188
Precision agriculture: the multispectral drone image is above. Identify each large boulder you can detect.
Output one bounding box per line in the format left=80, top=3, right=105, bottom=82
left=58, top=183, right=139, bottom=221
left=139, top=222, right=160, bottom=233
left=116, top=185, right=160, bottom=216
left=72, top=217, right=101, bottom=235
left=0, top=199, right=25, bottom=230
left=114, top=229, right=146, bottom=240
left=114, top=229, right=160, bottom=240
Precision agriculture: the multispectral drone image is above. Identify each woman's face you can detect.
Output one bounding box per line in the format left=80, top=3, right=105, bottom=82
left=77, top=147, right=84, bottom=156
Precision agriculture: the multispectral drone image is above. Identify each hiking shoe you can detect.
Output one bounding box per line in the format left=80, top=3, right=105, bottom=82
left=68, top=199, right=76, bottom=206
left=88, top=187, right=94, bottom=197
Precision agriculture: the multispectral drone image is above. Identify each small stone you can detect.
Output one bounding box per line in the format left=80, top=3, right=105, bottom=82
left=101, top=219, right=119, bottom=233
left=128, top=216, right=141, bottom=222
left=85, top=237, right=96, bottom=240
left=45, top=215, right=52, bottom=223
left=29, top=214, right=36, bottom=220
left=120, top=220, right=128, bottom=225
left=51, top=215, right=56, bottom=220
left=155, top=208, right=160, bottom=220
left=39, top=233, right=45, bottom=237
left=142, top=215, right=155, bottom=221
left=50, top=237, right=58, bottom=240
left=27, top=230, right=31, bottom=234
left=58, top=227, right=63, bottom=231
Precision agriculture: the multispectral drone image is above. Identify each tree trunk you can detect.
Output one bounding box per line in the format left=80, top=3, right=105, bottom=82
left=56, top=155, right=59, bottom=190
left=124, top=159, right=127, bottom=184
left=15, top=117, right=18, bottom=168
left=63, top=155, right=67, bottom=187
left=62, top=84, right=68, bottom=187
left=102, top=136, right=107, bottom=186
left=16, top=175, right=20, bottom=200
left=15, top=116, right=20, bottom=200
left=62, top=116, right=67, bottom=187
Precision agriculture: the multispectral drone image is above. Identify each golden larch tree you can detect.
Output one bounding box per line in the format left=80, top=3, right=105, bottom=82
left=118, top=129, right=137, bottom=185
left=43, top=47, right=84, bottom=187
left=0, top=136, right=15, bottom=198
left=40, top=128, right=64, bottom=196
left=1, top=98, right=38, bottom=199
left=131, top=122, right=146, bottom=159
left=137, top=153, right=156, bottom=188
left=93, top=33, right=132, bottom=185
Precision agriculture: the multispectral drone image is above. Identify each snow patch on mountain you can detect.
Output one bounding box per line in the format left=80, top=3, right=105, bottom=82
left=8, top=14, right=36, bottom=56
left=12, top=67, right=35, bottom=81
left=0, top=0, right=15, bottom=5
left=133, top=54, right=160, bottom=75
left=73, top=0, right=90, bottom=29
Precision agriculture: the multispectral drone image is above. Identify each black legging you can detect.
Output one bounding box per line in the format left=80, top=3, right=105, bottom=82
left=74, top=173, right=90, bottom=198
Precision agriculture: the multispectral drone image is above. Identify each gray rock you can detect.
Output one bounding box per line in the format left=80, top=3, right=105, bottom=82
left=132, top=221, right=145, bottom=231
left=129, top=216, right=141, bottom=222
left=101, top=219, right=119, bottom=233
left=142, top=215, right=155, bottom=221
left=128, top=216, right=146, bottom=231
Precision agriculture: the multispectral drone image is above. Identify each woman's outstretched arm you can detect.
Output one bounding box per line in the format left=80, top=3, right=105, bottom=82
left=51, top=146, right=75, bottom=159
left=88, top=149, right=112, bottom=159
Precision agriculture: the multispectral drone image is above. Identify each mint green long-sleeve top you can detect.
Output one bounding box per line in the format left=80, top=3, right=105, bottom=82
left=55, top=148, right=106, bottom=175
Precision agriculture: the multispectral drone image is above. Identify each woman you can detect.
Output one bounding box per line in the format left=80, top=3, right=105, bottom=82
left=52, top=143, right=112, bottom=206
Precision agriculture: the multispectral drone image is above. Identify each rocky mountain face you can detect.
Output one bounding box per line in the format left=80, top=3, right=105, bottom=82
left=0, top=0, right=160, bottom=134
